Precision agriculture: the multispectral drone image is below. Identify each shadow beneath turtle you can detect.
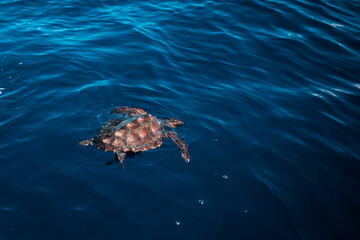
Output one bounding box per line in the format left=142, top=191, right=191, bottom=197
left=106, top=151, right=142, bottom=166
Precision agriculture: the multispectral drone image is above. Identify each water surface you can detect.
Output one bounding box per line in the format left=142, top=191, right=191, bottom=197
left=1, top=0, right=360, bottom=239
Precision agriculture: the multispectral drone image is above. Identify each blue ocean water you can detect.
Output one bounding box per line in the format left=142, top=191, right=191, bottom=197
left=1, top=0, right=360, bottom=239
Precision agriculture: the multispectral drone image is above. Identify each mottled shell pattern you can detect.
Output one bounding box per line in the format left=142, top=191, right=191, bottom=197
left=95, top=114, right=165, bottom=153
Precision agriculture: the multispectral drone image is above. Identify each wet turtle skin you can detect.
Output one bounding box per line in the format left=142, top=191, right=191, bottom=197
left=79, top=107, right=190, bottom=169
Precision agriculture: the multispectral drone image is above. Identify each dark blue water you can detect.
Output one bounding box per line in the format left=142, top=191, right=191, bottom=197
left=1, top=0, right=360, bottom=239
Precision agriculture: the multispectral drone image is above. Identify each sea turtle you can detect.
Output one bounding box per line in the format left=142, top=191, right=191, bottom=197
left=79, top=106, right=190, bottom=169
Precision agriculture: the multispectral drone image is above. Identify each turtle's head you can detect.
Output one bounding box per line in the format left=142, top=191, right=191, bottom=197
left=165, top=118, right=184, bottom=128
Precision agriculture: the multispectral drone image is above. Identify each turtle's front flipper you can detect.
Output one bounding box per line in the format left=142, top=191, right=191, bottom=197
left=166, top=131, right=190, bottom=162
left=109, top=107, right=147, bottom=116
left=116, top=152, right=127, bottom=170
left=78, top=138, right=94, bottom=146
left=164, top=118, right=184, bottom=128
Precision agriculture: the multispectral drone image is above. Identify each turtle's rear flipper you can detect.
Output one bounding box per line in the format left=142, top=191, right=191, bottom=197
left=116, top=152, right=127, bottom=170
left=78, top=138, right=94, bottom=146
left=109, top=106, right=147, bottom=116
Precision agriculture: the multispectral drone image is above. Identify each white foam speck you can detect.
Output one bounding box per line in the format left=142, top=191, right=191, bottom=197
left=175, top=220, right=181, bottom=226
left=198, top=199, right=205, bottom=205
left=354, top=83, right=360, bottom=90
left=222, top=175, right=229, bottom=180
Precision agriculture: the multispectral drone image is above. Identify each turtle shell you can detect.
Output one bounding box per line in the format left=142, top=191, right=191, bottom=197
left=95, top=114, right=165, bottom=153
